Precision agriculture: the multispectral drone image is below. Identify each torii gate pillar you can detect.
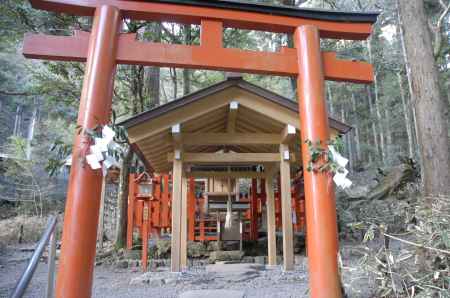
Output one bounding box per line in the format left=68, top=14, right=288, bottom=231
left=55, top=5, right=121, bottom=297
left=295, top=25, right=341, bottom=298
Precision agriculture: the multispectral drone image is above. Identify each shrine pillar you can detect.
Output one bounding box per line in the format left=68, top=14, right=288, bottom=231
left=171, top=156, right=183, bottom=272
left=294, top=26, right=341, bottom=298
left=55, top=5, right=121, bottom=298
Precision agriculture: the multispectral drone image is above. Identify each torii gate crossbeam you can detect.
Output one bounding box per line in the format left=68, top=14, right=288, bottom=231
left=22, top=1, right=378, bottom=297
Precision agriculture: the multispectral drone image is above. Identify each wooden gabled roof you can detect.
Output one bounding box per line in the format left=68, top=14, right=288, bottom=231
left=121, top=77, right=351, bottom=173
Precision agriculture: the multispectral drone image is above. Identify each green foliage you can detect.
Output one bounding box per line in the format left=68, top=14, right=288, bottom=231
left=46, top=139, right=71, bottom=177
left=305, top=136, right=345, bottom=174
left=45, top=111, right=129, bottom=177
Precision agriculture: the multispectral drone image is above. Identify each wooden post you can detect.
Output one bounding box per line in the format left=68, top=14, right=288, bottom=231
left=279, top=143, right=294, bottom=271
left=180, top=175, right=188, bottom=269
left=216, top=211, right=221, bottom=249
left=251, top=179, right=258, bottom=241
left=239, top=214, right=243, bottom=252
left=126, top=174, right=136, bottom=249
left=161, top=175, right=170, bottom=228
left=142, top=200, right=149, bottom=272
left=171, top=156, right=183, bottom=272
left=188, top=177, right=196, bottom=241
left=294, top=25, right=341, bottom=298
left=55, top=6, right=121, bottom=297
left=97, top=174, right=107, bottom=248
left=265, top=175, right=277, bottom=266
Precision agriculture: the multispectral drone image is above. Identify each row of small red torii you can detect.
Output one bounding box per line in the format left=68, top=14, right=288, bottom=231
left=22, top=1, right=378, bottom=297
left=127, top=173, right=307, bottom=272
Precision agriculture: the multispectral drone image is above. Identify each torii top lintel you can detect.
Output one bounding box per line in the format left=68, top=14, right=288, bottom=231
left=24, top=0, right=379, bottom=82
left=30, top=0, right=378, bottom=38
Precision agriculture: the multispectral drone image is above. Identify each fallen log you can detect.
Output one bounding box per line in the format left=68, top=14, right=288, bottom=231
left=344, top=158, right=417, bottom=201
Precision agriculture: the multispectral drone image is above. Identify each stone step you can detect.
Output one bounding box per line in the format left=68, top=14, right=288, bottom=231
left=179, top=290, right=244, bottom=298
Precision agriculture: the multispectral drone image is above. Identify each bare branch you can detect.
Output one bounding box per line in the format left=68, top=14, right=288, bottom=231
left=433, top=1, right=450, bottom=57
left=0, top=90, right=36, bottom=96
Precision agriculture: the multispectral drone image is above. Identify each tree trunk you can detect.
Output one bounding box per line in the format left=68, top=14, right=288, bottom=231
left=13, top=105, right=22, bottom=136
left=351, top=93, right=361, bottom=161
left=367, top=125, right=373, bottom=164
left=280, top=0, right=298, bottom=97
left=115, top=147, right=133, bottom=249
left=366, top=85, right=379, bottom=163
left=145, top=23, right=161, bottom=109
left=327, top=84, right=335, bottom=117
left=341, top=106, right=353, bottom=170
left=398, top=0, right=450, bottom=199
left=183, top=25, right=192, bottom=96
left=373, top=72, right=386, bottom=164
left=367, top=40, right=386, bottom=164
left=397, top=73, right=415, bottom=158
left=26, top=106, right=38, bottom=160
left=397, top=0, right=421, bottom=166
left=145, top=67, right=160, bottom=108
left=170, top=68, right=178, bottom=99
left=130, top=66, right=145, bottom=114
left=384, top=105, right=392, bottom=162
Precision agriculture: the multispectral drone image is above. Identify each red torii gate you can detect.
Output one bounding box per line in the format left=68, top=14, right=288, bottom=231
left=22, top=1, right=378, bottom=297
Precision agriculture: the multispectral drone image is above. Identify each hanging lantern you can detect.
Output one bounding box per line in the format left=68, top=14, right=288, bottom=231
left=138, top=179, right=153, bottom=197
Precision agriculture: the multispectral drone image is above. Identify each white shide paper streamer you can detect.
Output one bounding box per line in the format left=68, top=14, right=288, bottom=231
left=84, top=126, right=122, bottom=174
left=328, top=145, right=352, bottom=189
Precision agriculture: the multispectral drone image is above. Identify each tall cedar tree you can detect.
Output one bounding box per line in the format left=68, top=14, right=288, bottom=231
left=398, top=0, right=450, bottom=200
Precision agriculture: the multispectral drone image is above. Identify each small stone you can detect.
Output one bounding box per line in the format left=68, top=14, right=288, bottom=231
left=115, top=260, right=129, bottom=269
left=206, top=241, right=220, bottom=251
left=129, top=272, right=152, bottom=285
left=206, top=263, right=264, bottom=273
left=148, top=277, right=166, bottom=287
left=187, top=241, right=206, bottom=258
left=123, top=249, right=141, bottom=260
left=156, top=239, right=171, bottom=257
left=208, top=250, right=244, bottom=263
left=164, top=277, right=178, bottom=285
left=254, top=256, right=265, bottom=265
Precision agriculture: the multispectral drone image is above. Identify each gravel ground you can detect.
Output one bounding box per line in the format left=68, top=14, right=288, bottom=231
left=0, top=243, right=374, bottom=298
left=0, top=245, right=309, bottom=298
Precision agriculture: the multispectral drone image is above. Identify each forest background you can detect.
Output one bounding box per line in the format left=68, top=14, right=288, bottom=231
left=0, top=0, right=449, bottom=296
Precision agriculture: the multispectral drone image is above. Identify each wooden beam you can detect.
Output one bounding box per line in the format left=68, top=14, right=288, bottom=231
left=170, top=151, right=183, bottom=272
left=128, top=98, right=231, bottom=143
left=23, top=33, right=374, bottom=82
left=180, top=175, right=188, bottom=269
left=180, top=133, right=281, bottom=145
left=27, top=0, right=376, bottom=40
left=168, top=152, right=292, bottom=163
left=201, top=20, right=223, bottom=49
left=265, top=175, right=277, bottom=266
left=279, top=143, right=294, bottom=271
left=186, top=171, right=265, bottom=179
left=281, top=124, right=296, bottom=144
left=227, top=101, right=239, bottom=133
